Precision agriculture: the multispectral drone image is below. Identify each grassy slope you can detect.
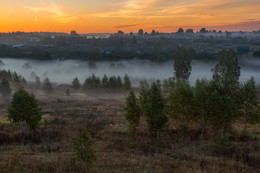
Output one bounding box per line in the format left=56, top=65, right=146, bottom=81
left=0, top=85, right=259, bottom=173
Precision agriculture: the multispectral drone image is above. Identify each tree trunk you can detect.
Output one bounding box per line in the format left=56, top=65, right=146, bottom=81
left=157, top=131, right=159, bottom=140
left=20, top=121, right=23, bottom=135
left=200, top=112, right=205, bottom=139
left=244, top=119, right=248, bottom=136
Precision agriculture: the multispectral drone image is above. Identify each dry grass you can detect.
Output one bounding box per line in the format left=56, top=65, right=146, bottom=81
left=0, top=84, right=259, bottom=173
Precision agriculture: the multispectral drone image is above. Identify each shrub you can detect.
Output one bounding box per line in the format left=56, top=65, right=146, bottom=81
left=72, top=129, right=96, bottom=169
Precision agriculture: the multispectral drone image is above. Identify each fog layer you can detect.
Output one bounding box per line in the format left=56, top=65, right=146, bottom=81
left=0, top=58, right=259, bottom=86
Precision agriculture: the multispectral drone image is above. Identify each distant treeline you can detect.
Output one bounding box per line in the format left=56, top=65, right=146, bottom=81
left=0, top=44, right=51, bottom=60
left=72, top=74, right=131, bottom=90
left=0, top=69, right=26, bottom=84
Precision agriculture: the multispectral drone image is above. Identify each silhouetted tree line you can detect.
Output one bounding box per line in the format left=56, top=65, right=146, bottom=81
left=0, top=69, right=26, bottom=84
left=71, top=74, right=131, bottom=90
left=0, top=44, right=51, bottom=60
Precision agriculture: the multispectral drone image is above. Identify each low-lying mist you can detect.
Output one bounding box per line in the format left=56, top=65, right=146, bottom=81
left=0, top=57, right=259, bottom=86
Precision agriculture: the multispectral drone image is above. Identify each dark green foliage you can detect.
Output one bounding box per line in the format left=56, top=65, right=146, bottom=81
left=72, top=77, right=81, bottom=89
left=83, top=74, right=101, bottom=89
left=43, top=77, right=53, bottom=91
left=173, top=46, right=192, bottom=82
left=12, top=72, right=26, bottom=85
left=139, top=80, right=149, bottom=114
left=83, top=74, right=130, bottom=89
left=204, top=87, right=237, bottom=134
left=162, top=77, right=175, bottom=92
left=143, top=82, right=168, bottom=137
left=108, top=76, right=117, bottom=88
left=0, top=70, right=26, bottom=86
left=0, top=70, right=12, bottom=81
left=212, top=49, right=240, bottom=96
left=238, top=77, right=260, bottom=135
left=102, top=74, right=109, bottom=88
left=72, top=129, right=96, bottom=169
left=123, top=74, right=131, bottom=89
left=8, top=88, right=42, bottom=131
left=168, top=83, right=194, bottom=128
left=116, top=76, right=123, bottom=88
left=193, top=79, right=211, bottom=137
left=125, top=90, right=141, bottom=137
left=0, top=78, right=12, bottom=98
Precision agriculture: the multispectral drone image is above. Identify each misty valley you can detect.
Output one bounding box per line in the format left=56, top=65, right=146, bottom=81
left=0, top=57, right=259, bottom=86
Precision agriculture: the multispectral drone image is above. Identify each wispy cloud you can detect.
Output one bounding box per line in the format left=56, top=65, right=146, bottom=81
left=113, top=24, right=138, bottom=29
left=23, top=5, right=78, bottom=23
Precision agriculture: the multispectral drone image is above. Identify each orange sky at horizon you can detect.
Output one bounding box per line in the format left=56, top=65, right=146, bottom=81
left=0, top=0, right=260, bottom=33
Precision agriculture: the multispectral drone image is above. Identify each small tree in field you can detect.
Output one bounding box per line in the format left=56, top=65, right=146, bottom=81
left=173, top=46, right=192, bottom=83
left=102, top=74, right=109, bottom=88
left=144, top=82, right=168, bottom=139
left=72, top=77, right=81, bottom=89
left=0, top=78, right=12, bottom=98
left=43, top=77, right=53, bottom=91
left=123, top=74, right=131, bottom=89
left=35, top=76, right=41, bottom=86
left=125, top=90, right=141, bottom=137
left=8, top=88, right=42, bottom=133
left=72, top=129, right=96, bottom=170
left=239, top=77, right=260, bottom=136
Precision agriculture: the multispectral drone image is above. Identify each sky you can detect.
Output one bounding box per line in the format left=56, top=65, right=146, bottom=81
left=0, top=0, right=260, bottom=33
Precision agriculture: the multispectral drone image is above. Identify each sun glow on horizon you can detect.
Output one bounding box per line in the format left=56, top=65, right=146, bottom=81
left=0, top=0, right=260, bottom=33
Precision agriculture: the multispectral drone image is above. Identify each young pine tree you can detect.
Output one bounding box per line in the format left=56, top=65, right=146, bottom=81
left=139, top=80, right=149, bottom=114
left=102, top=74, right=109, bottom=88
left=125, top=90, right=141, bottom=137
left=117, top=76, right=123, bottom=88
left=72, top=129, right=96, bottom=170
left=8, top=88, right=42, bottom=133
left=0, top=78, right=12, bottom=98
left=43, top=77, right=53, bottom=91
left=123, top=74, right=131, bottom=90
left=35, top=76, right=41, bottom=86
left=144, top=82, right=168, bottom=139
left=72, top=77, right=81, bottom=89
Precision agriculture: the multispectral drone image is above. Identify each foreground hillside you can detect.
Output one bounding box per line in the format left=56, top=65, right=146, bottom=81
left=0, top=85, right=259, bottom=173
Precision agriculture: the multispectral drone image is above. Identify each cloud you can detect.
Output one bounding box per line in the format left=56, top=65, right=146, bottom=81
left=24, top=5, right=78, bottom=23
left=113, top=24, right=138, bottom=29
